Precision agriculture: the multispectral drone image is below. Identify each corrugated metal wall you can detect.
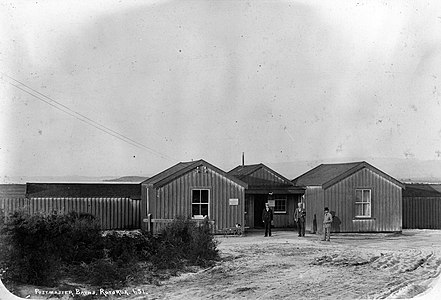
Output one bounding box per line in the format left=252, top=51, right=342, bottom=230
left=146, top=167, right=245, bottom=231
left=0, top=198, right=29, bottom=217
left=0, top=197, right=140, bottom=230
left=325, top=168, right=402, bottom=232
left=0, top=184, right=26, bottom=198
left=273, top=195, right=299, bottom=228
left=403, top=197, right=441, bottom=229
left=304, top=187, right=324, bottom=233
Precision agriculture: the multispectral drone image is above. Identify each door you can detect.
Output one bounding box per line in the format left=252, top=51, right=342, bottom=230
left=253, top=194, right=268, bottom=228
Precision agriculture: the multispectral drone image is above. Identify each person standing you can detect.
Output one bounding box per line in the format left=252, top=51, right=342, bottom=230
left=262, top=203, right=273, bottom=237
left=322, top=207, right=333, bottom=241
left=294, top=202, right=306, bottom=237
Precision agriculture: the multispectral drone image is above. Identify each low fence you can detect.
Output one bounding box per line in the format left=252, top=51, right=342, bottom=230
left=142, top=214, right=215, bottom=234
left=403, top=197, right=441, bottom=229
left=0, top=197, right=141, bottom=230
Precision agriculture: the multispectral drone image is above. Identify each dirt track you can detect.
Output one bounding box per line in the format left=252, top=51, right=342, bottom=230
left=7, top=229, right=441, bottom=299
left=129, top=230, right=441, bottom=300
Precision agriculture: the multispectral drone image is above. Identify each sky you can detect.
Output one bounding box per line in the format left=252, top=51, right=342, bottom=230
left=1, top=0, right=441, bottom=181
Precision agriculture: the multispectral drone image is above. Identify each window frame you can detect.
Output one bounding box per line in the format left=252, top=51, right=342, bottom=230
left=271, top=195, right=287, bottom=214
left=191, top=188, right=210, bottom=219
left=354, top=188, right=372, bottom=218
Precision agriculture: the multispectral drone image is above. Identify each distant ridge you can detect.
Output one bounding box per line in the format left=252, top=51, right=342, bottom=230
left=268, top=158, right=441, bottom=183
left=103, top=176, right=149, bottom=182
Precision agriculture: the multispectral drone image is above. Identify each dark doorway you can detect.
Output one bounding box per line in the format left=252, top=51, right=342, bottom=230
left=253, top=194, right=268, bottom=228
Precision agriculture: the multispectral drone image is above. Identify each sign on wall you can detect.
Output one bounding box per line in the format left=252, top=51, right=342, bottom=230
left=267, top=200, right=275, bottom=207
left=229, top=198, right=239, bottom=205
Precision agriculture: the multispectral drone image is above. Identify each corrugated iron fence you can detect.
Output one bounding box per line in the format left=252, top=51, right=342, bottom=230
left=403, top=197, right=441, bottom=229
left=142, top=214, right=216, bottom=234
left=0, top=197, right=141, bottom=230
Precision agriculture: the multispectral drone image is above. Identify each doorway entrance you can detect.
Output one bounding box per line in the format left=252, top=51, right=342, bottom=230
left=253, top=194, right=269, bottom=228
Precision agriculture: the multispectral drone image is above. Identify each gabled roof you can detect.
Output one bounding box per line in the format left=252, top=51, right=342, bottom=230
left=229, top=163, right=304, bottom=194
left=142, top=159, right=248, bottom=189
left=229, top=163, right=294, bottom=186
left=292, top=161, right=404, bottom=189
left=228, top=164, right=264, bottom=178
left=403, top=183, right=441, bottom=197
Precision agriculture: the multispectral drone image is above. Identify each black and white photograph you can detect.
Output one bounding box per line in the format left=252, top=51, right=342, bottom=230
left=1, top=0, right=441, bottom=299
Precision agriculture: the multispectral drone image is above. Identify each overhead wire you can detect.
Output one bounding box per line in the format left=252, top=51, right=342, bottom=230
left=0, top=72, right=177, bottom=162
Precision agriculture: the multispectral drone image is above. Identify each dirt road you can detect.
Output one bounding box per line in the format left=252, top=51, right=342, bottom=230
left=129, top=229, right=441, bottom=300
left=6, top=229, right=441, bottom=299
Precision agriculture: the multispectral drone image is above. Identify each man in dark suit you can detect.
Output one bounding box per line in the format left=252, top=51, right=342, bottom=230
left=262, top=203, right=273, bottom=237
left=294, top=202, right=306, bottom=237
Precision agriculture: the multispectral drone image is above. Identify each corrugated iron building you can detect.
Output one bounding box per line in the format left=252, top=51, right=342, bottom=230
left=228, top=164, right=305, bottom=228
left=292, top=161, right=404, bottom=233
left=2, top=182, right=143, bottom=230
left=403, top=183, right=441, bottom=229
left=0, top=184, right=27, bottom=220
left=141, top=159, right=248, bottom=232
left=26, top=182, right=141, bottom=199
left=0, top=184, right=26, bottom=199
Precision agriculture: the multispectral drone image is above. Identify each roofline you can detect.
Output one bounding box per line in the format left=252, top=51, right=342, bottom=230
left=229, top=163, right=295, bottom=186
left=292, top=161, right=404, bottom=189
left=292, top=163, right=326, bottom=184
left=322, top=161, right=404, bottom=189
left=292, top=161, right=365, bottom=184
left=228, top=163, right=263, bottom=176
left=26, top=182, right=142, bottom=185
left=143, top=159, right=248, bottom=189
left=140, top=161, right=191, bottom=185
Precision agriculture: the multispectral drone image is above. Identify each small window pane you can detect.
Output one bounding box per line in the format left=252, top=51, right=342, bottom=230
left=201, top=190, right=209, bottom=203
left=192, top=204, right=200, bottom=216
left=363, top=190, right=370, bottom=203
left=363, top=203, right=370, bottom=216
left=192, top=190, right=200, bottom=203
left=201, top=204, right=208, bottom=216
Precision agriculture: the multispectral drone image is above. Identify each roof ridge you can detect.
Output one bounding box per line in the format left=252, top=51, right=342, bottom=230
left=228, top=163, right=263, bottom=176
left=143, top=159, right=248, bottom=188
left=320, top=161, right=365, bottom=166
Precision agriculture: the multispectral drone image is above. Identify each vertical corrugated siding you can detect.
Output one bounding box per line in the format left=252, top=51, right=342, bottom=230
left=403, top=197, right=441, bottom=229
left=272, top=194, right=299, bottom=227
left=150, top=167, right=245, bottom=231
left=325, top=168, right=402, bottom=232
left=0, top=198, right=30, bottom=218
left=0, top=197, right=140, bottom=230
left=304, top=187, right=324, bottom=233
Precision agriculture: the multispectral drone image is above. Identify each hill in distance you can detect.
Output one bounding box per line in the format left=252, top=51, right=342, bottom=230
left=1, top=175, right=149, bottom=184
left=103, top=176, right=149, bottom=182
left=3, top=158, right=441, bottom=184
left=268, top=157, right=441, bottom=183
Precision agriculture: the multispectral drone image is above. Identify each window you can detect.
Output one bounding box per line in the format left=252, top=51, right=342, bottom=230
left=355, top=189, right=371, bottom=217
left=192, top=189, right=209, bottom=218
left=270, top=195, right=287, bottom=213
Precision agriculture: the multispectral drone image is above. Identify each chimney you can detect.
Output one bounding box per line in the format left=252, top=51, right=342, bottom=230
left=242, top=152, right=245, bottom=166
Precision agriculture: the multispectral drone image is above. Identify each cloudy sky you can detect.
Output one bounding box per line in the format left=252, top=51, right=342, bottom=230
left=1, top=0, right=441, bottom=181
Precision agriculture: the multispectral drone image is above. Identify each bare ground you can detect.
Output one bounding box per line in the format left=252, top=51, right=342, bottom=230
left=7, top=230, right=441, bottom=299
left=130, top=230, right=441, bottom=300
